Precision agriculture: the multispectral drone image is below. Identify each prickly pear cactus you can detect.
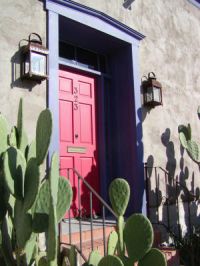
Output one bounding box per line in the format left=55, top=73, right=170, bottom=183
left=33, top=176, right=73, bottom=232
left=69, top=245, right=77, bottom=266
left=23, top=158, right=40, bottom=212
left=0, top=114, right=8, bottom=154
left=138, top=248, right=167, bottom=266
left=187, top=140, right=200, bottom=162
left=47, top=153, right=59, bottom=265
left=0, top=98, right=75, bottom=266
left=88, top=250, right=102, bottom=266
left=36, top=109, right=52, bottom=165
left=178, top=111, right=200, bottom=165
left=8, top=126, right=18, bottom=147
left=26, top=139, right=36, bottom=162
left=124, top=213, right=153, bottom=262
left=178, top=124, right=191, bottom=149
left=14, top=200, right=32, bottom=249
left=3, top=147, right=26, bottom=199
left=109, top=178, right=130, bottom=216
left=107, top=231, right=118, bottom=256
left=98, top=255, right=124, bottom=266
left=118, top=215, right=125, bottom=255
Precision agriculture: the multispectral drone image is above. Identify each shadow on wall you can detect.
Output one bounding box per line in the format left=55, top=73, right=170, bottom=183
left=10, top=48, right=38, bottom=91
left=145, top=128, right=200, bottom=244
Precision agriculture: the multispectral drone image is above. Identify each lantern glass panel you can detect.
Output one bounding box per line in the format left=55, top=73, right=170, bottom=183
left=145, top=87, right=153, bottom=102
left=30, top=52, right=46, bottom=75
left=22, top=53, right=30, bottom=75
left=153, top=86, right=161, bottom=102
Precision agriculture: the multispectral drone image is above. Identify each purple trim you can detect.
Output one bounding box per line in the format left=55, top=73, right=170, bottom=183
left=132, top=44, right=146, bottom=214
left=46, top=0, right=146, bottom=214
left=188, top=0, right=200, bottom=8
left=45, top=0, right=145, bottom=41
left=48, top=11, right=59, bottom=157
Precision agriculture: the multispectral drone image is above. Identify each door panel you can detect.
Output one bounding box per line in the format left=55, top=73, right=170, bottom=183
left=59, top=69, right=100, bottom=218
left=59, top=100, right=74, bottom=143
left=79, top=103, right=93, bottom=144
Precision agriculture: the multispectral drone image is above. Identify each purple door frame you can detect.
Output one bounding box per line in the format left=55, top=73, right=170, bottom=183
left=45, top=0, right=146, bottom=214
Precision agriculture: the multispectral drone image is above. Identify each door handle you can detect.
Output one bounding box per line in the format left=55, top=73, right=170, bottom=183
left=75, top=134, right=78, bottom=139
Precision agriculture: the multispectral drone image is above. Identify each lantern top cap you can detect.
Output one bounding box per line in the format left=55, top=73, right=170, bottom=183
left=148, top=72, right=156, bottom=80
left=29, top=33, right=42, bottom=45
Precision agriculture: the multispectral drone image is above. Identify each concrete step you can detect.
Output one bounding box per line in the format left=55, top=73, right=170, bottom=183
left=61, top=223, right=115, bottom=247
left=61, top=221, right=180, bottom=265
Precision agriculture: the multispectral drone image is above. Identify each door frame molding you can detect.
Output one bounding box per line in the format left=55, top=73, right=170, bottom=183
left=46, top=0, right=146, bottom=214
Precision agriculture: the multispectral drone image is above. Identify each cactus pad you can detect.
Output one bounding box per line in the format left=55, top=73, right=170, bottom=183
left=109, top=178, right=130, bottom=216
left=47, top=207, right=57, bottom=263
left=26, top=139, right=36, bottom=162
left=14, top=200, right=32, bottom=248
left=124, top=214, right=153, bottom=262
left=88, top=250, right=102, bottom=266
left=118, top=215, right=125, bottom=255
left=8, top=126, right=18, bottom=147
left=49, top=152, right=59, bottom=206
left=57, top=177, right=73, bottom=221
left=24, top=233, right=37, bottom=265
left=178, top=124, right=191, bottom=149
left=17, top=98, right=23, bottom=145
left=0, top=175, right=9, bottom=221
left=138, top=248, right=167, bottom=266
left=36, top=109, right=52, bottom=165
left=19, top=129, right=29, bottom=155
left=0, top=114, right=8, bottom=154
left=187, top=140, right=200, bottom=162
left=33, top=177, right=72, bottom=232
left=98, top=255, right=124, bottom=266
left=3, top=147, right=26, bottom=199
left=69, top=245, right=77, bottom=266
left=107, top=231, right=118, bottom=255
left=24, top=158, right=40, bottom=211
left=32, top=180, right=50, bottom=232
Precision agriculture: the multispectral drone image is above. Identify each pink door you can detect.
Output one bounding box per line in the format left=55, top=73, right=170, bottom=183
left=59, top=69, right=100, bottom=218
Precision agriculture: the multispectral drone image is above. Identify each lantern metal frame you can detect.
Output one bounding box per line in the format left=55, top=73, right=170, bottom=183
left=20, top=33, right=48, bottom=82
left=142, top=72, right=162, bottom=107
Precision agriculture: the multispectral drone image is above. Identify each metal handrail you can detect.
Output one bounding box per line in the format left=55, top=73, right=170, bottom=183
left=59, top=167, right=117, bottom=263
left=68, top=168, right=117, bottom=218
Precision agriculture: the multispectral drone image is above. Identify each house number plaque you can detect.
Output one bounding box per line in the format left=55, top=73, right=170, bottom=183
left=73, top=86, right=79, bottom=110
left=67, top=146, right=87, bottom=153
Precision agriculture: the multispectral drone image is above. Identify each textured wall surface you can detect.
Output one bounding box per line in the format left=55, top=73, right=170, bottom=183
left=1, top=0, right=200, bottom=235
left=73, top=0, right=200, bottom=188
left=0, top=0, right=46, bottom=140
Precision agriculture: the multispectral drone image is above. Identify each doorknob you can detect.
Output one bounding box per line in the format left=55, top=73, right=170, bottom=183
left=75, top=134, right=78, bottom=138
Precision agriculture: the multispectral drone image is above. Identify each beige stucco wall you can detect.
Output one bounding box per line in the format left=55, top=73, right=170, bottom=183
left=1, top=0, right=200, bottom=234
left=1, top=0, right=199, bottom=183
left=73, top=0, right=200, bottom=188
left=0, top=0, right=46, bottom=140
left=72, top=0, right=200, bottom=235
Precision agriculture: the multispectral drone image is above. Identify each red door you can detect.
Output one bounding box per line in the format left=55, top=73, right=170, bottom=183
left=59, top=69, right=100, bottom=218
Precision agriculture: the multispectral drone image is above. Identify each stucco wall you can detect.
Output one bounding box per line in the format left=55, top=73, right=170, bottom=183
left=72, top=0, right=200, bottom=187
left=1, top=0, right=200, bottom=236
left=0, top=0, right=46, bottom=139
left=72, top=0, right=200, bottom=235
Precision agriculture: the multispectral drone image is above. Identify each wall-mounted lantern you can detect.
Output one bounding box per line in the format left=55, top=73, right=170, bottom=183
left=142, top=72, right=162, bottom=107
left=20, top=33, right=48, bottom=82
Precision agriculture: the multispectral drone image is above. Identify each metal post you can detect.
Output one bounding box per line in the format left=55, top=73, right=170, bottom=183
left=102, top=206, right=106, bottom=255
left=90, top=192, right=94, bottom=250
left=78, top=177, right=82, bottom=254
